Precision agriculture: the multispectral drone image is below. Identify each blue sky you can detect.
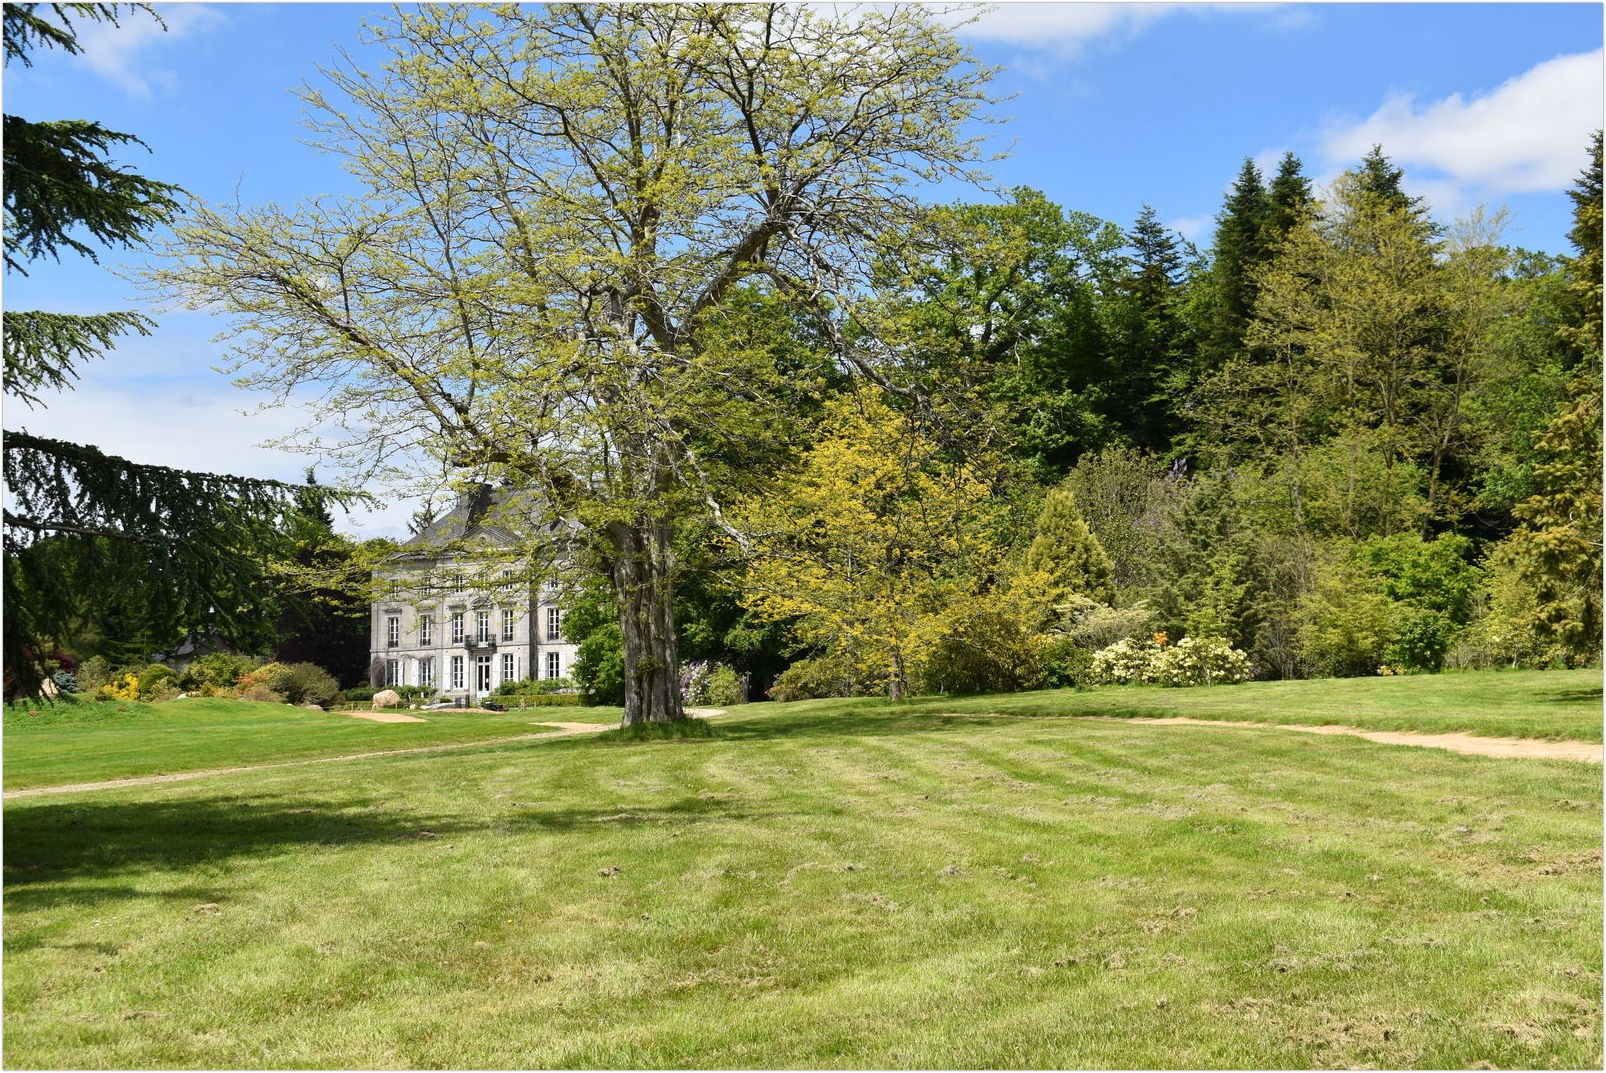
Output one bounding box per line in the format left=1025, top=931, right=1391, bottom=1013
left=4, top=2, right=1601, bottom=538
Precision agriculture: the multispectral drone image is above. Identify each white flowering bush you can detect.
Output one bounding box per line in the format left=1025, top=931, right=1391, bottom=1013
left=1151, top=636, right=1252, bottom=686
left=1089, top=638, right=1164, bottom=685
left=1090, top=635, right=1252, bottom=687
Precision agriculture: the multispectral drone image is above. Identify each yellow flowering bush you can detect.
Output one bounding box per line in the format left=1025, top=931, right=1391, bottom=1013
left=101, top=673, right=141, bottom=701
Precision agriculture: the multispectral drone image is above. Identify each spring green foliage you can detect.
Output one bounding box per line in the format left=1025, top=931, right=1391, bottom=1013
left=737, top=392, right=1037, bottom=700
left=1022, top=485, right=1116, bottom=606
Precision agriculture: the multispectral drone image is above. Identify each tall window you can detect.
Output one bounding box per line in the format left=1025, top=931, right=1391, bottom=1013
left=420, top=574, right=435, bottom=595
left=452, top=572, right=466, bottom=592
left=476, top=610, right=492, bottom=644
left=501, top=609, right=516, bottom=642
left=451, top=612, right=464, bottom=644
left=386, top=616, right=400, bottom=649
left=546, top=607, right=562, bottom=641
left=501, top=570, right=517, bottom=593
left=500, top=652, right=515, bottom=683
left=450, top=655, right=465, bottom=690
left=419, top=658, right=435, bottom=688
left=388, top=577, right=401, bottom=596
left=419, top=615, right=433, bottom=646
left=386, top=659, right=401, bottom=686
left=546, top=652, right=561, bottom=680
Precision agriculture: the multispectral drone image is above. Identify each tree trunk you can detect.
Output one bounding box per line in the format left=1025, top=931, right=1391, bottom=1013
left=606, top=519, right=685, bottom=725
left=888, top=646, right=906, bottom=702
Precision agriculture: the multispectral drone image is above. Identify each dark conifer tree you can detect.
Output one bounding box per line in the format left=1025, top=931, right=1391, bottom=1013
left=1264, top=151, right=1314, bottom=245
left=1354, top=144, right=1425, bottom=213
left=270, top=470, right=372, bottom=686
left=1199, top=158, right=1270, bottom=372
left=2, top=4, right=352, bottom=695
left=1105, top=205, right=1191, bottom=452
left=1560, top=130, right=1602, bottom=368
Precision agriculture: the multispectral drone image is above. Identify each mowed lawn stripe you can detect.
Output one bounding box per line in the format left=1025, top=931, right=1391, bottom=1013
left=4, top=683, right=1599, bottom=1068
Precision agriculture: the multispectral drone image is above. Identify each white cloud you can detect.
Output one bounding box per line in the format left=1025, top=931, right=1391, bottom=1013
left=957, top=3, right=1183, bottom=56
left=3, top=379, right=414, bottom=539
left=954, top=3, right=1297, bottom=59
left=1167, top=215, right=1210, bottom=243
left=68, top=4, right=225, bottom=98
left=1320, top=49, right=1605, bottom=196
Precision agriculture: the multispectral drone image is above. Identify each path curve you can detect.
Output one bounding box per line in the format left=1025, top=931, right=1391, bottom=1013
left=1117, top=716, right=1603, bottom=763
left=4, top=722, right=612, bottom=800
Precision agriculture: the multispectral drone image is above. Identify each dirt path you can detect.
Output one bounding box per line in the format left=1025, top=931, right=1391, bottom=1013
left=1119, top=716, right=1603, bottom=763
left=4, top=722, right=613, bottom=800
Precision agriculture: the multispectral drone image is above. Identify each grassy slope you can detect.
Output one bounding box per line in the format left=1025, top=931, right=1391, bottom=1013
left=1, top=697, right=620, bottom=791
left=4, top=669, right=1599, bottom=793
left=894, top=668, right=1604, bottom=742
left=3, top=690, right=1601, bottom=1069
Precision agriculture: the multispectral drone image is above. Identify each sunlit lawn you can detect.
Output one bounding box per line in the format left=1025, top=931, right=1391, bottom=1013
left=1, top=696, right=620, bottom=791
left=3, top=670, right=1600, bottom=1068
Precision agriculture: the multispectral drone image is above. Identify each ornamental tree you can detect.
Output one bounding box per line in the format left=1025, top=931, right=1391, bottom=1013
left=161, top=3, right=997, bottom=725
left=736, top=392, right=1012, bottom=702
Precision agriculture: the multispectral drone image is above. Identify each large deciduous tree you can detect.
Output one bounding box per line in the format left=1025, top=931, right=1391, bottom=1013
left=2, top=3, right=350, bottom=697
left=161, top=4, right=997, bottom=724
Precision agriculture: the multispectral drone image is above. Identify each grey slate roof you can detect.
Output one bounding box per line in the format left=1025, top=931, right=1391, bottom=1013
left=399, top=485, right=575, bottom=555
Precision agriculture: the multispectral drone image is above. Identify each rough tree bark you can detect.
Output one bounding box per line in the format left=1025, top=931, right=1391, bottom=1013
left=605, top=519, right=684, bottom=725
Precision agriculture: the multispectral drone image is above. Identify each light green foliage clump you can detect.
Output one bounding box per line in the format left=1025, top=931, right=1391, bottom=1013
left=180, top=652, right=264, bottom=695
left=238, top=661, right=339, bottom=707
left=738, top=392, right=1021, bottom=701
left=1298, top=534, right=1480, bottom=676
left=1023, top=485, right=1116, bottom=606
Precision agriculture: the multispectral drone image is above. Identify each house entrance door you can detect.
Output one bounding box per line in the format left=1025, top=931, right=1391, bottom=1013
left=475, top=655, right=492, bottom=697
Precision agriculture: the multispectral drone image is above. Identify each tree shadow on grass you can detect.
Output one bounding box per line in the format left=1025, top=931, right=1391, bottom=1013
left=1537, top=688, right=1603, bottom=704
left=3, top=792, right=471, bottom=911
left=498, top=793, right=812, bottom=833
left=543, top=705, right=1026, bottom=750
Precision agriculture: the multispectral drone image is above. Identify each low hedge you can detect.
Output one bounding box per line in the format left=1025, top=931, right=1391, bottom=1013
left=491, top=693, right=582, bottom=708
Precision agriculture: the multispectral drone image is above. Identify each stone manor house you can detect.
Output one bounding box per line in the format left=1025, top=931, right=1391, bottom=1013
left=369, top=487, right=579, bottom=704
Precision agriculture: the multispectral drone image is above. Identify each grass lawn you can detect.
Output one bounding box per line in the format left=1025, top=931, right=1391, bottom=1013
left=2, top=670, right=1601, bottom=1068
left=5, top=669, right=1598, bottom=794
left=1, top=696, right=621, bottom=792
left=891, top=668, right=1604, bottom=742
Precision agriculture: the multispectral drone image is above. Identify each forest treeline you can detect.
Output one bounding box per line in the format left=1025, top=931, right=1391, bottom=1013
left=13, top=6, right=1594, bottom=710
left=573, top=139, right=1604, bottom=703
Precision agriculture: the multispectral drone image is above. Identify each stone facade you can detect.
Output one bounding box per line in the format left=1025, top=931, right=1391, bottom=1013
left=369, top=488, right=580, bottom=704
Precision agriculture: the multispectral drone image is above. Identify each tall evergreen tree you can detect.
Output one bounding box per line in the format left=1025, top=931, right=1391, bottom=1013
left=270, top=470, right=372, bottom=686
left=1264, top=151, right=1314, bottom=245
left=2, top=4, right=350, bottom=696
left=1104, top=205, right=1191, bottom=452
left=1354, top=144, right=1428, bottom=216
left=1199, top=158, right=1271, bottom=370
left=1559, top=130, right=1602, bottom=368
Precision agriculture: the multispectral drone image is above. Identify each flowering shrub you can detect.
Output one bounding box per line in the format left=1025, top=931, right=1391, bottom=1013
left=1151, top=636, right=1252, bottom=686
left=679, top=660, right=714, bottom=704
left=1089, top=638, right=1163, bottom=685
left=679, top=661, right=747, bottom=706
left=101, top=673, right=141, bottom=701
left=1090, top=635, right=1251, bottom=687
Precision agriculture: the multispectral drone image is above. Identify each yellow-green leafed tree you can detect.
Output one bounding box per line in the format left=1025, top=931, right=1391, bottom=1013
left=159, top=4, right=997, bottom=725
left=738, top=393, right=1007, bottom=701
